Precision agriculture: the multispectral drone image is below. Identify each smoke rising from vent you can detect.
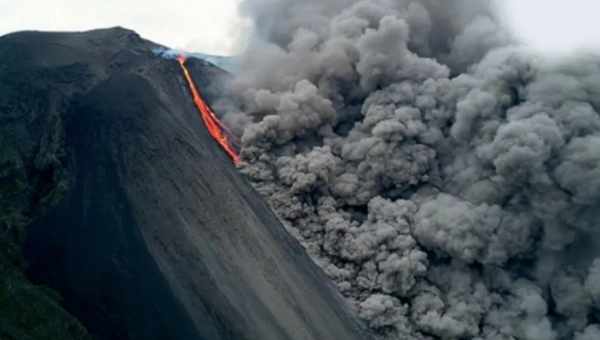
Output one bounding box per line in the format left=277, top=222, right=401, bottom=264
left=226, top=1, right=600, bottom=339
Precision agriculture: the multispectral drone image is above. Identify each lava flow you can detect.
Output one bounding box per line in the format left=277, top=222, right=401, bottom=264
left=177, top=55, right=241, bottom=165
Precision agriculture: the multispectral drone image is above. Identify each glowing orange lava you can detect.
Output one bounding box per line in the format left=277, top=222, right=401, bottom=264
left=177, top=55, right=241, bottom=165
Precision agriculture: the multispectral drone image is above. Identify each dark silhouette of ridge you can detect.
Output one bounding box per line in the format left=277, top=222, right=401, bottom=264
left=0, top=28, right=371, bottom=340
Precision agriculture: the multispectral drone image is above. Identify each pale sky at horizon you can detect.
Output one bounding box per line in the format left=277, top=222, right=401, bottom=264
left=0, top=0, right=250, bottom=55
left=0, top=0, right=599, bottom=56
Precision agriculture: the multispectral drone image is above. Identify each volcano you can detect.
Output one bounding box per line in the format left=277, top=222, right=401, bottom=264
left=0, top=27, right=371, bottom=340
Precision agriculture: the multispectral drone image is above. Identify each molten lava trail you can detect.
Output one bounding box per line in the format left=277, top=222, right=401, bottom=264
left=177, top=55, right=241, bottom=165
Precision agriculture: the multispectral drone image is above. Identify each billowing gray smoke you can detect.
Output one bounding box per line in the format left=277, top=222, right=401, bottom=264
left=224, top=0, right=600, bottom=339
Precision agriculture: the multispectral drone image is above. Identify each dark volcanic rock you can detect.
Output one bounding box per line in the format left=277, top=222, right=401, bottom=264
left=0, top=28, right=370, bottom=340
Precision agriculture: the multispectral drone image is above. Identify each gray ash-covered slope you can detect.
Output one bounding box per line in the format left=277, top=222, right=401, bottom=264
left=0, top=27, right=370, bottom=340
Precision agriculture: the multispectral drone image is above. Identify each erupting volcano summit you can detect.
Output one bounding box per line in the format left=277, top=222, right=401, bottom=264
left=0, top=27, right=371, bottom=340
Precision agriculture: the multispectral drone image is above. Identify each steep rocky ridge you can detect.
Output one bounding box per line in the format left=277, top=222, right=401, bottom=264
left=0, top=27, right=370, bottom=340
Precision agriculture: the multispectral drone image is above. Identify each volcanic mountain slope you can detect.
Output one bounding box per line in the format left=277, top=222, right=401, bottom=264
left=0, top=27, right=371, bottom=340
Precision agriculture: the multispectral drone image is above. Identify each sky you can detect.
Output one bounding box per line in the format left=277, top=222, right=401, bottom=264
left=0, top=0, right=599, bottom=56
left=0, top=0, right=249, bottom=55
left=498, top=0, right=600, bottom=56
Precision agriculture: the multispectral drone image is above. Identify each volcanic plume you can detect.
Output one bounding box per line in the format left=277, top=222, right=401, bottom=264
left=223, top=1, right=600, bottom=339
left=177, top=55, right=240, bottom=164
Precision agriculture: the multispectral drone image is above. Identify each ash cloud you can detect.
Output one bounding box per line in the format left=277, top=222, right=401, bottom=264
left=227, top=0, right=600, bottom=339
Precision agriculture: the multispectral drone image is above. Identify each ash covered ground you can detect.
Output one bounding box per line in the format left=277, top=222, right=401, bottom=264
left=0, top=27, right=371, bottom=340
